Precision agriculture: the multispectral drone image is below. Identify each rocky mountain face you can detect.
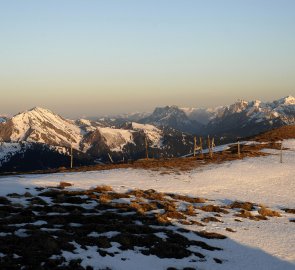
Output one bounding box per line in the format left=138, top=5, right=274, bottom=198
left=0, top=95, right=294, bottom=172
left=139, top=105, right=204, bottom=134
left=0, top=108, right=193, bottom=172
left=120, top=96, right=295, bottom=140
left=206, top=96, right=295, bottom=138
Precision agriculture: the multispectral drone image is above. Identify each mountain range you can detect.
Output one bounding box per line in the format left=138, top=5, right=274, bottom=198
left=0, top=108, right=193, bottom=172
left=111, top=95, right=295, bottom=137
left=0, top=95, right=294, bottom=172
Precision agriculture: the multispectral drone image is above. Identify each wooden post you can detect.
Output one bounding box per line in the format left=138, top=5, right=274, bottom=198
left=211, top=137, right=215, bottom=158
left=70, top=146, right=73, bottom=168
left=280, top=142, right=283, bottom=163
left=145, top=136, right=149, bottom=160
left=193, top=136, right=197, bottom=157
left=108, top=153, right=114, bottom=163
left=200, top=137, right=204, bottom=159
left=237, top=141, right=241, bottom=158
left=207, top=135, right=212, bottom=158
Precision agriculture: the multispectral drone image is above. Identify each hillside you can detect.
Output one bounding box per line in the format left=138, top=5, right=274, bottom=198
left=2, top=125, right=292, bottom=176
left=0, top=138, right=294, bottom=269
left=250, top=125, right=295, bottom=142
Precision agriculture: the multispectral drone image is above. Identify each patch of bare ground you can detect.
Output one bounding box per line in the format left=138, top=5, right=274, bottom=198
left=201, top=216, right=223, bottom=223
left=229, top=201, right=255, bottom=211
left=198, top=205, right=229, bottom=214
left=258, top=207, right=281, bottom=217
left=282, top=208, right=295, bottom=214
left=226, top=228, right=236, bottom=233
left=250, top=125, right=295, bottom=142
left=167, top=194, right=206, bottom=204
left=195, top=231, right=227, bottom=240
left=58, top=181, right=73, bottom=189
left=90, top=185, right=113, bottom=192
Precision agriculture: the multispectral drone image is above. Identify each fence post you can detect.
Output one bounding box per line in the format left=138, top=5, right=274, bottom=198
left=145, top=136, right=149, bottom=160
left=108, top=153, right=114, bottom=163
left=207, top=135, right=212, bottom=158
left=237, top=141, right=241, bottom=158
left=193, top=136, right=197, bottom=157
left=280, top=142, right=283, bottom=163
left=200, top=137, right=204, bottom=159
left=70, top=146, right=73, bottom=168
left=211, top=137, right=215, bottom=158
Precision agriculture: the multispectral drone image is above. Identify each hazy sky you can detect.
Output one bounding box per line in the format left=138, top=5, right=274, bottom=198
left=0, top=0, right=294, bottom=117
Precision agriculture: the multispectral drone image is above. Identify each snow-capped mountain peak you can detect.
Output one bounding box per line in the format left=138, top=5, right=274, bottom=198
left=274, top=95, right=295, bottom=106
left=7, top=107, right=83, bottom=149
left=228, top=99, right=248, bottom=113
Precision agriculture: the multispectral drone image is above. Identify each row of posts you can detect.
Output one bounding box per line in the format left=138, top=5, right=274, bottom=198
left=68, top=137, right=284, bottom=168
left=193, top=135, right=217, bottom=159
left=193, top=136, right=243, bottom=159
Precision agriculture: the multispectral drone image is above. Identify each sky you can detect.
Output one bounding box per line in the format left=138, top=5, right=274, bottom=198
left=0, top=0, right=294, bottom=118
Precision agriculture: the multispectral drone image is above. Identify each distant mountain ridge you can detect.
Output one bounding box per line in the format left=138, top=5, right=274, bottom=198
left=0, top=95, right=294, bottom=171
left=0, top=107, right=193, bottom=171
left=111, top=95, right=295, bottom=137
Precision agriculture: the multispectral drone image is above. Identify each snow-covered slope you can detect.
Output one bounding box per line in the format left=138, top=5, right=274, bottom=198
left=98, top=127, right=134, bottom=152
left=2, top=107, right=84, bottom=150
left=131, top=122, right=163, bottom=147
left=0, top=108, right=194, bottom=169
left=0, top=140, right=294, bottom=269
left=0, top=108, right=136, bottom=153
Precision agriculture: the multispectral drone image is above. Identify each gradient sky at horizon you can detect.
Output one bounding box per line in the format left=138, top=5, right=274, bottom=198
left=0, top=0, right=294, bottom=117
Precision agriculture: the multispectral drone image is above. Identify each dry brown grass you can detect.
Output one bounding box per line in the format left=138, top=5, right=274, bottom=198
left=251, top=125, right=295, bottom=142
left=235, top=209, right=254, bottom=219
left=184, top=205, right=196, bottom=216
left=283, top=208, right=295, bottom=214
left=258, top=207, right=281, bottom=217
left=230, top=201, right=255, bottom=211
left=58, top=181, right=73, bottom=188
left=91, top=185, right=113, bottom=193
left=129, top=202, right=158, bottom=214
left=196, top=231, right=227, bottom=239
left=99, top=193, right=112, bottom=203
left=235, top=209, right=270, bottom=221
left=162, top=211, right=187, bottom=220
left=199, top=205, right=229, bottom=214
left=156, top=214, right=169, bottom=224
left=168, top=194, right=206, bottom=203
left=201, top=216, right=223, bottom=223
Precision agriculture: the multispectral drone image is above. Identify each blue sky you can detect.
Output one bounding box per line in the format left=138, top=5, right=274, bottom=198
left=0, top=0, right=294, bottom=117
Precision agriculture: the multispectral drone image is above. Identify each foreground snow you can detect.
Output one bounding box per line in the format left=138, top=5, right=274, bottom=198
left=0, top=140, right=294, bottom=269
